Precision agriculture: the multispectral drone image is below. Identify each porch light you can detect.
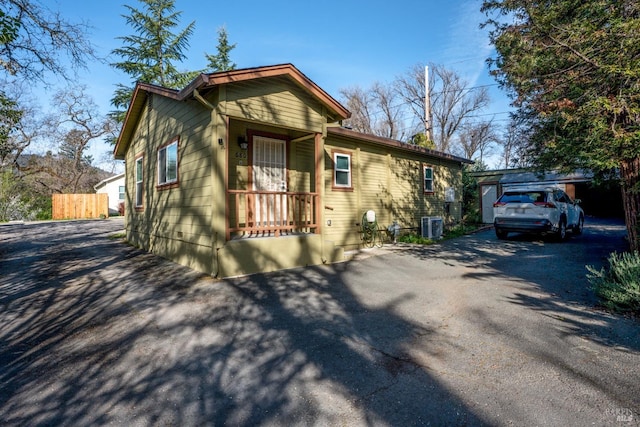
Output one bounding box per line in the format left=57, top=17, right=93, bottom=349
left=237, top=136, right=248, bottom=150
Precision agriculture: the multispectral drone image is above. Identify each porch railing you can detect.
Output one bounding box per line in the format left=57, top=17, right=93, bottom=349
left=227, top=190, right=318, bottom=238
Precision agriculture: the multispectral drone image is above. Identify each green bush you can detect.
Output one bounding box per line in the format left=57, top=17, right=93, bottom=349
left=462, top=209, right=482, bottom=225
left=462, top=163, right=484, bottom=226
left=445, top=223, right=479, bottom=239
left=397, top=224, right=481, bottom=245
left=587, top=251, right=640, bottom=314
left=398, top=233, right=435, bottom=245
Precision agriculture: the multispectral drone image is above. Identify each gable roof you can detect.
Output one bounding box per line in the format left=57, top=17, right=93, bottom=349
left=114, top=64, right=350, bottom=159
left=328, top=126, right=473, bottom=165
left=93, top=173, right=125, bottom=191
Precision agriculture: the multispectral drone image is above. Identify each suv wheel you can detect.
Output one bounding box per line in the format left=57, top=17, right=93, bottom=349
left=556, top=219, right=567, bottom=241
left=496, top=228, right=508, bottom=240
left=574, top=215, right=584, bottom=235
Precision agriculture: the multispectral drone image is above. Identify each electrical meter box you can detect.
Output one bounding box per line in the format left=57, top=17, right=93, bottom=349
left=445, top=187, right=455, bottom=203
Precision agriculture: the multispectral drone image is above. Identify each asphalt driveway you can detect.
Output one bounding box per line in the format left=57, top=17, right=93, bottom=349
left=0, top=218, right=638, bottom=426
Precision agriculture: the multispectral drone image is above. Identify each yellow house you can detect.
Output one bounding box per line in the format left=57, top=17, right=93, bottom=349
left=114, top=64, right=471, bottom=277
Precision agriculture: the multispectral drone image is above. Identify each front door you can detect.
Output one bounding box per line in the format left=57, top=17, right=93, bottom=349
left=252, top=136, right=287, bottom=226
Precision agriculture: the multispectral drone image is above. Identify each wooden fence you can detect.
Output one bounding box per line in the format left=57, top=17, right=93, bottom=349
left=52, top=194, right=109, bottom=220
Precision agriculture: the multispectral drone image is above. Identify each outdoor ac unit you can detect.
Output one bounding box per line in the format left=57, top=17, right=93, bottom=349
left=421, top=216, right=443, bottom=239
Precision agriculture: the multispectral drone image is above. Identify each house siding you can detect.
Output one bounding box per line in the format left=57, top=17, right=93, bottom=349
left=224, top=76, right=326, bottom=130
left=323, top=133, right=463, bottom=250
left=390, top=154, right=425, bottom=226
left=124, top=94, right=216, bottom=273
left=291, top=138, right=315, bottom=193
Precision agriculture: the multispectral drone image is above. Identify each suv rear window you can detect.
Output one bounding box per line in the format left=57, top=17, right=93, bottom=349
left=498, top=191, right=548, bottom=204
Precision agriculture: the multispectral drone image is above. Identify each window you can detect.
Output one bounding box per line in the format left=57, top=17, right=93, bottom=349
left=555, top=190, right=570, bottom=203
left=423, top=165, right=434, bottom=193
left=118, top=185, right=125, bottom=201
left=498, top=191, right=546, bottom=204
left=135, top=156, right=144, bottom=207
left=333, top=152, right=351, bottom=189
left=158, top=139, right=178, bottom=186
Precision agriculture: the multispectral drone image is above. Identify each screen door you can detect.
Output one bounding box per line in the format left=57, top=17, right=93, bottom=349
left=252, top=136, right=287, bottom=226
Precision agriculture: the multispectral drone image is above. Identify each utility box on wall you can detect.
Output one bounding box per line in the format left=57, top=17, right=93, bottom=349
left=445, top=187, right=455, bottom=203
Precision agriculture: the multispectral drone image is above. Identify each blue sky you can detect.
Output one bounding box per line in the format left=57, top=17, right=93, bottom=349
left=45, top=0, right=513, bottom=168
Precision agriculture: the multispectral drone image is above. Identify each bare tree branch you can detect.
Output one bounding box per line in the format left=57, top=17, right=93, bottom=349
left=0, top=0, right=96, bottom=82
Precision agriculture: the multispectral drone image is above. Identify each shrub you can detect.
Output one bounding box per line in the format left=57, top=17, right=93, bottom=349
left=587, top=251, right=640, bottom=314
left=445, top=223, right=479, bottom=239
left=462, top=163, right=483, bottom=225
left=398, top=233, right=435, bottom=245
left=462, top=209, right=482, bottom=225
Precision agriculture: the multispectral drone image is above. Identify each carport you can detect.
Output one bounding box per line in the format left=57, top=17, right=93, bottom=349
left=472, top=168, right=623, bottom=223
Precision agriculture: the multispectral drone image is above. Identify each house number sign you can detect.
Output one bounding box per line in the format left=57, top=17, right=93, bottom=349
left=235, top=150, right=247, bottom=165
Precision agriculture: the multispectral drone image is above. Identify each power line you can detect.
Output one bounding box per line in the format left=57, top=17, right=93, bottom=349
left=342, top=82, right=505, bottom=120
left=467, top=111, right=513, bottom=118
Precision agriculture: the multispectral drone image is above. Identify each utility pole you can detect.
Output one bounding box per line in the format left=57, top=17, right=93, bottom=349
left=424, top=65, right=432, bottom=142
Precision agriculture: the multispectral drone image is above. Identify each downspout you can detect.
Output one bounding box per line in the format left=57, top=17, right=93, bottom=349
left=318, top=127, right=326, bottom=264
left=318, top=122, right=341, bottom=264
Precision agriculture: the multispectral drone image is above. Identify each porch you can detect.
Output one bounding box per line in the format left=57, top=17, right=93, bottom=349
left=226, top=190, right=319, bottom=240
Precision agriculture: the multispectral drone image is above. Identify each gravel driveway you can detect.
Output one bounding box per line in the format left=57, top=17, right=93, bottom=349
left=0, top=217, right=638, bottom=426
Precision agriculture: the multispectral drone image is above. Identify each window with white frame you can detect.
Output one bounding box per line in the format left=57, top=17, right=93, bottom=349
left=135, top=156, right=144, bottom=207
left=158, top=139, right=178, bottom=185
left=333, top=152, right=351, bottom=188
left=423, top=165, right=434, bottom=193
left=118, top=185, right=125, bottom=201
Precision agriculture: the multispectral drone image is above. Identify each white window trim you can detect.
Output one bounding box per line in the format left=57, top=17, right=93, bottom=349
left=135, top=156, right=144, bottom=207
left=333, top=152, right=351, bottom=188
left=158, top=140, right=178, bottom=185
left=423, top=165, right=434, bottom=193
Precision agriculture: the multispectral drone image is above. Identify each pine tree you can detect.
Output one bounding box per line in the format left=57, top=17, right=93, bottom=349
left=110, top=0, right=197, bottom=122
left=482, top=0, right=640, bottom=251
left=0, top=95, right=22, bottom=166
left=205, top=26, right=237, bottom=72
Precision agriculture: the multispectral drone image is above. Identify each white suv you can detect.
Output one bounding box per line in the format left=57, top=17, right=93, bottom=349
left=493, top=187, right=584, bottom=240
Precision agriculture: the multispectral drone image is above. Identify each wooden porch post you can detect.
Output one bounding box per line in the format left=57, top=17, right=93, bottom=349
left=315, top=132, right=323, bottom=235
left=224, top=115, right=231, bottom=242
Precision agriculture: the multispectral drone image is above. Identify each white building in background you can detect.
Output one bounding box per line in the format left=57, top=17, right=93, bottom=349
left=94, top=173, right=125, bottom=215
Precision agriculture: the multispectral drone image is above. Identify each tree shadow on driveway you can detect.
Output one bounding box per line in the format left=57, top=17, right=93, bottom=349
left=0, top=220, right=487, bottom=426
left=378, top=217, right=640, bottom=422
left=385, top=217, right=638, bottom=347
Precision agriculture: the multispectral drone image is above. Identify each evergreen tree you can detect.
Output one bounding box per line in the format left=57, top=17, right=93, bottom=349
left=408, top=133, right=435, bottom=149
left=110, top=0, right=196, bottom=122
left=482, top=0, right=640, bottom=251
left=0, top=95, right=22, bottom=166
left=205, top=26, right=236, bottom=72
